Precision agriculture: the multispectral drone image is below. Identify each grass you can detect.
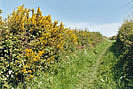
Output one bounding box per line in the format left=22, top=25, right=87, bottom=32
left=16, top=40, right=129, bottom=89
left=17, top=40, right=111, bottom=89
left=95, top=41, right=121, bottom=89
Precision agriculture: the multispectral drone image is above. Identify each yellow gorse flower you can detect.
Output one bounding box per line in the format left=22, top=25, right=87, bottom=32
left=38, top=50, right=44, bottom=56
left=29, top=75, right=34, bottom=79
left=21, top=68, right=27, bottom=73
left=27, top=70, right=32, bottom=73
left=7, top=5, right=79, bottom=82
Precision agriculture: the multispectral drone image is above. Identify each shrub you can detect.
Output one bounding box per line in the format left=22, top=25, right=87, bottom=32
left=116, top=20, right=133, bottom=88
left=0, top=5, right=77, bottom=88
left=0, top=5, right=104, bottom=88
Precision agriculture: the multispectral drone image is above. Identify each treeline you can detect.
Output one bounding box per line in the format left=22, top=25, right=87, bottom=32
left=0, top=5, right=103, bottom=88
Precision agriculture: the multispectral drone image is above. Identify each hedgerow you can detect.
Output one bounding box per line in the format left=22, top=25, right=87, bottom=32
left=116, top=20, right=133, bottom=88
left=0, top=5, right=103, bottom=88
left=74, top=30, right=103, bottom=48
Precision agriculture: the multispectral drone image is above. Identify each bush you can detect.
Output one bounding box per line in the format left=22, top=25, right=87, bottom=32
left=73, top=30, right=103, bottom=48
left=0, top=5, right=77, bottom=88
left=116, top=20, right=133, bottom=88
left=0, top=5, right=104, bottom=88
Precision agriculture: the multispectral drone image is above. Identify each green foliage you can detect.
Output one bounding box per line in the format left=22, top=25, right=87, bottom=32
left=0, top=5, right=77, bottom=88
left=116, top=20, right=133, bottom=88
left=74, top=30, right=103, bottom=48
left=0, top=5, right=104, bottom=88
left=96, top=42, right=122, bottom=89
left=0, top=32, right=24, bottom=88
left=16, top=40, right=109, bottom=89
left=0, top=9, right=3, bottom=25
left=109, top=35, right=117, bottom=40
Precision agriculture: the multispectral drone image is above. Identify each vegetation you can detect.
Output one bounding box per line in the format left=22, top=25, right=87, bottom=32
left=0, top=5, right=103, bottom=88
left=0, top=4, right=133, bottom=89
left=115, top=20, right=133, bottom=89
left=16, top=41, right=110, bottom=89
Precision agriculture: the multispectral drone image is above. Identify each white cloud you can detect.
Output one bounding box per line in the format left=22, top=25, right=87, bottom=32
left=64, top=22, right=122, bottom=37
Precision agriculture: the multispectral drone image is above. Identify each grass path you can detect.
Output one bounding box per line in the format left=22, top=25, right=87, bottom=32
left=23, top=40, right=115, bottom=89
left=77, top=40, right=112, bottom=89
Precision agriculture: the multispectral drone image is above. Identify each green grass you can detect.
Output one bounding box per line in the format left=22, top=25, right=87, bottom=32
left=17, top=40, right=127, bottom=89
left=16, top=40, right=111, bottom=89
left=94, top=42, right=121, bottom=89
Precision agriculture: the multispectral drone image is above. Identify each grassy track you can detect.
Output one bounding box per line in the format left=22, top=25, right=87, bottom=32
left=76, top=40, right=112, bottom=89
left=18, top=40, right=121, bottom=89
left=94, top=41, right=122, bottom=89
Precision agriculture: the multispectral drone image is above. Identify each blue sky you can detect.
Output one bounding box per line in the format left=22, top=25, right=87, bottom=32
left=0, top=0, right=132, bottom=37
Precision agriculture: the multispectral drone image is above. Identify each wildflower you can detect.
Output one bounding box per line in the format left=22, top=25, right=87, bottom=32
left=29, top=75, right=34, bottom=79
left=38, top=50, right=44, bottom=56
left=33, top=55, right=40, bottom=62
left=22, top=68, right=27, bottom=73
left=8, top=70, right=12, bottom=75
left=27, top=70, right=32, bottom=73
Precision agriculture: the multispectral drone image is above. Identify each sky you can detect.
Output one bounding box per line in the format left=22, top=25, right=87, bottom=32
left=0, top=0, right=132, bottom=37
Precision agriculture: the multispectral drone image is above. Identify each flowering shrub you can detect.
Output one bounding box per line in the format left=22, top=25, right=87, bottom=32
left=0, top=5, right=78, bottom=88
left=0, top=5, right=103, bottom=88
left=73, top=30, right=103, bottom=48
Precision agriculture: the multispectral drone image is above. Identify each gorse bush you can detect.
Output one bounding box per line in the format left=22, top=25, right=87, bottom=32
left=0, top=5, right=103, bottom=88
left=0, top=5, right=77, bottom=88
left=74, top=30, right=103, bottom=48
left=116, top=20, right=133, bottom=88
